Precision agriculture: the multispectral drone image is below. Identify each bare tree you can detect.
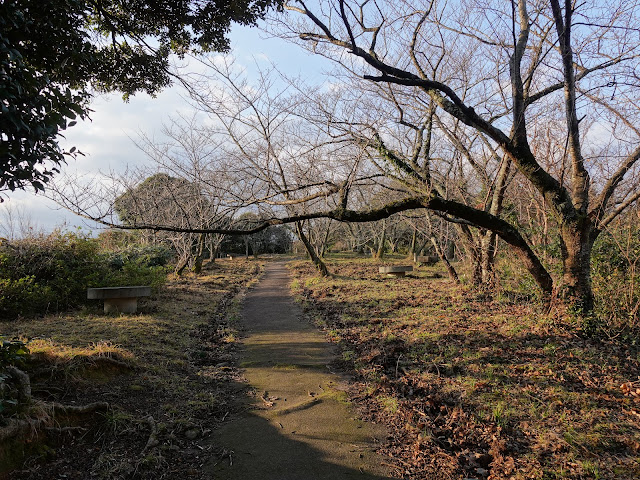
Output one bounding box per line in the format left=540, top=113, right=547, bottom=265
left=182, top=57, right=374, bottom=275
left=269, top=0, right=640, bottom=311
left=0, top=202, right=43, bottom=240
left=98, top=113, right=239, bottom=274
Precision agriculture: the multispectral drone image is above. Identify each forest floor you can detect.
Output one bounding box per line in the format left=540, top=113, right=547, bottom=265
left=4, top=255, right=640, bottom=480
left=3, top=259, right=263, bottom=480
left=288, top=256, right=640, bottom=480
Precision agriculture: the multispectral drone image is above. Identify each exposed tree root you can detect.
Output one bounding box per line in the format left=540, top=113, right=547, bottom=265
left=0, top=401, right=109, bottom=442
left=0, top=399, right=110, bottom=476
left=0, top=417, right=41, bottom=443
left=6, top=366, right=31, bottom=402
left=142, top=416, right=159, bottom=452
left=1, top=363, right=110, bottom=469
left=48, top=401, right=110, bottom=416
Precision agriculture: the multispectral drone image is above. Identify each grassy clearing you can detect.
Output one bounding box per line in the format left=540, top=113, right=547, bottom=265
left=2, top=259, right=262, bottom=480
left=289, top=255, right=640, bottom=480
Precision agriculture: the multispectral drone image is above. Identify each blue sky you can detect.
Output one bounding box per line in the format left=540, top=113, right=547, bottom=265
left=0, top=24, right=332, bottom=236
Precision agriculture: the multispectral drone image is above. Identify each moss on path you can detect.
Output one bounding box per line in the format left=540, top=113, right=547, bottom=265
left=206, top=262, right=393, bottom=479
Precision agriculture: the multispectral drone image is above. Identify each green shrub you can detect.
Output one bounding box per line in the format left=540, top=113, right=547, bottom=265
left=0, top=231, right=103, bottom=317
left=0, top=276, right=53, bottom=317
left=0, top=230, right=170, bottom=319
left=105, top=245, right=173, bottom=270
left=103, top=262, right=169, bottom=289
left=591, top=232, right=640, bottom=338
left=0, top=338, right=30, bottom=414
left=100, top=244, right=172, bottom=289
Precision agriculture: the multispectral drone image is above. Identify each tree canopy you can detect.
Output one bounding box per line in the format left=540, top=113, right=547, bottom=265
left=0, top=0, right=281, bottom=195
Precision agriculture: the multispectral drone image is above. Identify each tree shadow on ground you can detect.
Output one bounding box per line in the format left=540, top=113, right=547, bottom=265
left=206, top=405, right=396, bottom=480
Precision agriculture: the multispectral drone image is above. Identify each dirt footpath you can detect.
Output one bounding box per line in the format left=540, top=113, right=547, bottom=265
left=206, top=262, right=393, bottom=479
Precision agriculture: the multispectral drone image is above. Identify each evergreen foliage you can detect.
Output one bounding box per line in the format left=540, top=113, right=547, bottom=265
left=0, top=230, right=169, bottom=318
left=0, top=0, right=281, bottom=194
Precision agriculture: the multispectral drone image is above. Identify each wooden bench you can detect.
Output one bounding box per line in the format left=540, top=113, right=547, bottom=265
left=379, top=265, right=413, bottom=277
left=87, top=286, right=151, bottom=313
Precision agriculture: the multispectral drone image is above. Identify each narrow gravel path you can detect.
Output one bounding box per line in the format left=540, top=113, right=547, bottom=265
left=206, top=262, right=393, bottom=479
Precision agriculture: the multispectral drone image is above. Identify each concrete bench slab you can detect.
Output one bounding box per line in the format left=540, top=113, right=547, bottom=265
left=379, top=265, right=413, bottom=277
left=87, top=286, right=152, bottom=314
left=416, top=255, right=438, bottom=266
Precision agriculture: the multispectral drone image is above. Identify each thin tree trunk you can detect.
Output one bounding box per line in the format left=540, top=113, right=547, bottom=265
left=480, top=231, right=498, bottom=287
left=408, top=228, right=417, bottom=261
left=375, top=222, right=386, bottom=260
left=425, top=213, right=459, bottom=282
left=319, top=220, right=332, bottom=258
left=296, top=221, right=329, bottom=276
left=193, top=233, right=206, bottom=274
left=456, top=224, right=482, bottom=285
left=480, top=157, right=512, bottom=287
left=430, top=236, right=459, bottom=282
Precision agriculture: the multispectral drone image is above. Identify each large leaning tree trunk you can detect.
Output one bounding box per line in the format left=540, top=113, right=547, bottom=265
left=559, top=220, right=599, bottom=312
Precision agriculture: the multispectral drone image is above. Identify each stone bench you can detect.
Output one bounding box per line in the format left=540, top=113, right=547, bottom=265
left=416, top=255, right=438, bottom=266
left=87, top=286, right=151, bottom=313
left=379, top=265, right=413, bottom=277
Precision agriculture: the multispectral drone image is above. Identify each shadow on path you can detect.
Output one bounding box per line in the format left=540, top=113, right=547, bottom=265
left=205, top=262, right=393, bottom=479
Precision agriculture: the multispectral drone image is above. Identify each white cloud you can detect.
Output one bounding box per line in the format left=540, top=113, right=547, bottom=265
left=0, top=190, right=99, bottom=234
left=253, top=53, right=271, bottom=63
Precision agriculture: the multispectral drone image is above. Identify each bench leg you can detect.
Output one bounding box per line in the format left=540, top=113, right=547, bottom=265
left=104, top=297, right=138, bottom=314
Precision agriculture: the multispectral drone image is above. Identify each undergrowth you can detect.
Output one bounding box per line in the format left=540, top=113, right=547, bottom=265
left=0, top=230, right=170, bottom=319
left=2, top=259, right=263, bottom=479
left=289, top=256, right=640, bottom=480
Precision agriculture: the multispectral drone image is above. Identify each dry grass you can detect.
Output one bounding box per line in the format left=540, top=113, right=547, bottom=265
left=2, top=258, right=262, bottom=480
left=28, top=340, right=134, bottom=364
left=289, top=255, right=640, bottom=480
